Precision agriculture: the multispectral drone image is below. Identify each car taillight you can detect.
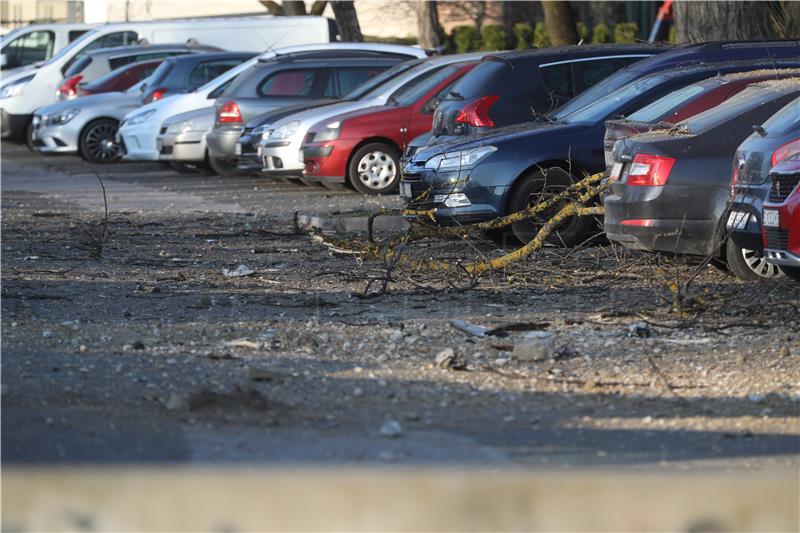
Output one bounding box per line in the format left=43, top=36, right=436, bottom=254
left=626, top=153, right=676, bottom=186
left=58, top=75, right=83, bottom=97
left=771, top=138, right=800, bottom=167
left=455, top=94, right=499, bottom=128
left=150, top=87, right=168, bottom=102
left=218, top=100, right=242, bottom=124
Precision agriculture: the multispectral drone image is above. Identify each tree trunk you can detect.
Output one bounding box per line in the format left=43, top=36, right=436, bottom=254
left=542, top=1, right=578, bottom=46
left=414, top=0, right=445, bottom=49
left=258, top=1, right=283, bottom=15
left=331, top=1, right=363, bottom=42
left=309, top=1, right=328, bottom=16
left=281, top=0, right=308, bottom=16
left=673, top=1, right=777, bottom=43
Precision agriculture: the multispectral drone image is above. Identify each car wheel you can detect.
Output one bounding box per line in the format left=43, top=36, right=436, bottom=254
left=780, top=266, right=800, bottom=282
left=348, top=142, right=400, bottom=195
left=25, top=120, right=38, bottom=153
left=79, top=119, right=122, bottom=164
left=508, top=167, right=596, bottom=247
left=208, top=155, right=240, bottom=176
left=724, top=238, right=782, bottom=281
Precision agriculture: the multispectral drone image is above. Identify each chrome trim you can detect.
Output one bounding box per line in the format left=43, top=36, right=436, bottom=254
left=765, top=249, right=800, bottom=267
left=538, top=54, right=652, bottom=68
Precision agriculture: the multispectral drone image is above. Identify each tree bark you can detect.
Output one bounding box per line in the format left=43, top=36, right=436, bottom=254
left=414, top=0, right=445, bottom=49
left=309, top=1, right=328, bottom=16
left=331, top=1, right=363, bottom=42
left=673, top=1, right=778, bottom=43
left=259, top=1, right=283, bottom=15
left=542, top=1, right=578, bottom=46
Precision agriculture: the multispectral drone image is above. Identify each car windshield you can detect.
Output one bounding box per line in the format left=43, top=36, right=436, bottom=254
left=343, top=59, right=421, bottom=100
left=42, top=28, right=99, bottom=66
left=761, top=95, right=800, bottom=135
left=552, top=73, right=671, bottom=124
left=681, top=84, right=794, bottom=134
left=389, top=64, right=461, bottom=106
left=626, top=82, right=710, bottom=122
left=549, top=69, right=641, bottom=119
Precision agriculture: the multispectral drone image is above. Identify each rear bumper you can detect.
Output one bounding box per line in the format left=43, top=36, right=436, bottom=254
left=206, top=127, right=242, bottom=159
left=1, top=110, right=31, bottom=141
left=604, top=219, right=717, bottom=256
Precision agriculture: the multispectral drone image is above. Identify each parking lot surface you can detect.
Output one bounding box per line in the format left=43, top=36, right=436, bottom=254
left=2, top=144, right=799, bottom=470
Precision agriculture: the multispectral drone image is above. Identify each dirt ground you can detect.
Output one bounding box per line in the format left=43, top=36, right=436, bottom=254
left=2, top=143, right=799, bottom=470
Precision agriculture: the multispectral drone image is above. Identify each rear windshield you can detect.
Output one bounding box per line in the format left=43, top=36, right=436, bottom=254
left=627, top=82, right=710, bottom=122
left=681, top=85, right=792, bottom=134
left=445, top=59, right=509, bottom=100
left=147, top=60, right=175, bottom=87
left=549, top=69, right=641, bottom=119
left=390, top=64, right=461, bottom=106
left=761, top=95, right=800, bottom=136
left=342, top=59, right=420, bottom=100
left=63, top=55, right=92, bottom=77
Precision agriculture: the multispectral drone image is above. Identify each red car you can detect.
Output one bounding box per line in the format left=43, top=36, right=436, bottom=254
left=77, top=59, right=163, bottom=97
left=301, top=61, right=478, bottom=195
left=762, top=153, right=800, bottom=281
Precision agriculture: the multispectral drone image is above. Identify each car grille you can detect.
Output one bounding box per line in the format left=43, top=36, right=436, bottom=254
left=160, top=145, right=173, bottom=155
left=769, top=172, right=800, bottom=203
left=763, top=227, right=789, bottom=249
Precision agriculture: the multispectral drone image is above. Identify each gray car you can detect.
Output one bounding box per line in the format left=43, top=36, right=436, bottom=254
left=205, top=44, right=427, bottom=175
left=155, top=106, right=214, bottom=173
left=57, top=42, right=218, bottom=100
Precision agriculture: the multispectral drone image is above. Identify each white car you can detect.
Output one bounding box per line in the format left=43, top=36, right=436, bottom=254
left=0, top=16, right=333, bottom=142
left=1, top=22, right=97, bottom=71
left=257, top=52, right=488, bottom=180
left=118, top=43, right=429, bottom=162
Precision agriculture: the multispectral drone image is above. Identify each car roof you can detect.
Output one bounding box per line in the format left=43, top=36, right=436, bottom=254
left=257, top=42, right=428, bottom=60
left=163, top=51, right=257, bottom=66
left=85, top=43, right=220, bottom=59
left=484, top=43, right=668, bottom=63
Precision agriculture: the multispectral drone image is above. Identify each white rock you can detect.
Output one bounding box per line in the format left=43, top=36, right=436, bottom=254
left=435, top=348, right=455, bottom=367
left=380, top=420, right=403, bottom=438
left=512, top=332, right=555, bottom=361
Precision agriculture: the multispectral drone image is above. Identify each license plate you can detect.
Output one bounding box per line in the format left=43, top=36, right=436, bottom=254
left=763, top=209, right=779, bottom=228
left=609, top=162, right=623, bottom=181
left=401, top=182, right=413, bottom=199
left=726, top=211, right=750, bottom=230
left=235, top=143, right=241, bottom=155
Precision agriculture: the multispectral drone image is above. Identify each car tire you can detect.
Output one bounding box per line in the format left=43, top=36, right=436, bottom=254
left=508, top=167, right=596, bottom=247
left=724, top=238, right=782, bottom=281
left=208, top=155, right=240, bottom=176
left=780, top=266, right=800, bottom=282
left=79, top=119, right=122, bottom=164
left=25, top=121, right=38, bottom=153
left=348, top=142, right=400, bottom=195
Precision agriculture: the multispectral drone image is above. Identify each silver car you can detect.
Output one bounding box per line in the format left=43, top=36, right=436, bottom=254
left=32, top=80, right=148, bottom=162
left=155, top=107, right=214, bottom=173
left=257, top=52, right=488, bottom=184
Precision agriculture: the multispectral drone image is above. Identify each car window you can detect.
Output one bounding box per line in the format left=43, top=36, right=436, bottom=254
left=539, top=63, right=573, bottom=110
left=446, top=59, right=509, bottom=100
left=209, top=77, right=235, bottom=99
left=627, top=83, right=709, bottom=122
left=68, top=30, right=89, bottom=42
left=323, top=67, right=384, bottom=98
left=572, top=57, right=641, bottom=93
left=1, top=30, right=54, bottom=69
left=761, top=96, right=800, bottom=136
left=61, top=31, right=138, bottom=74
left=257, top=69, right=318, bottom=97
left=342, top=60, right=421, bottom=100
left=189, top=59, right=242, bottom=87
left=147, top=60, right=174, bottom=87
left=109, top=51, right=185, bottom=71
left=63, top=55, right=92, bottom=77
left=390, top=65, right=460, bottom=106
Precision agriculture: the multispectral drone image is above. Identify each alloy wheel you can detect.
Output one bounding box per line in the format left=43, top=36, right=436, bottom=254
left=741, top=247, right=780, bottom=278
left=85, top=122, right=121, bottom=162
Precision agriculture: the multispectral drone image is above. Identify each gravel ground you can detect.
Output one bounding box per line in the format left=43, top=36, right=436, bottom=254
left=2, top=144, right=799, bottom=470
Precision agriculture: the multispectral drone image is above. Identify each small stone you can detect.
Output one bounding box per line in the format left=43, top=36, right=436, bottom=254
left=512, top=332, right=555, bottom=362
left=165, top=393, right=187, bottom=411
left=494, top=357, right=510, bottom=367
left=42, top=330, right=53, bottom=338
left=380, top=420, right=403, bottom=438
left=642, top=416, right=653, bottom=424
left=352, top=386, right=364, bottom=397
left=132, top=341, right=145, bottom=350
left=748, top=394, right=765, bottom=403
left=79, top=344, right=88, bottom=353
left=779, top=345, right=792, bottom=358
left=388, top=329, right=404, bottom=342
left=435, top=348, right=455, bottom=368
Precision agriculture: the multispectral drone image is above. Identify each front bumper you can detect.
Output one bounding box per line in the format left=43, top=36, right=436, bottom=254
left=118, top=123, right=159, bottom=161
left=302, top=141, right=346, bottom=183
left=1, top=110, right=31, bottom=141
left=157, top=129, right=206, bottom=162
left=260, top=139, right=303, bottom=175
left=206, top=126, right=242, bottom=159
left=764, top=248, right=800, bottom=267
left=30, top=114, right=81, bottom=153
left=235, top=131, right=263, bottom=173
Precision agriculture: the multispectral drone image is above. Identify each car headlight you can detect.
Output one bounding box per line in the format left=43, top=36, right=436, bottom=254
left=47, top=107, right=81, bottom=125
left=269, top=120, right=301, bottom=140
left=0, top=74, right=35, bottom=98
left=126, top=109, right=155, bottom=126
left=311, top=121, right=342, bottom=143
left=166, top=120, right=193, bottom=134
left=424, top=145, right=497, bottom=171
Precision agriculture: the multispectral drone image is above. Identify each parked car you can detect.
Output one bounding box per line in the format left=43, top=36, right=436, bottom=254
left=155, top=107, right=214, bottom=173
left=76, top=59, right=162, bottom=97
left=1, top=22, right=96, bottom=71
left=401, top=60, right=800, bottom=246
left=300, top=61, right=478, bottom=194
left=119, top=44, right=424, bottom=164
left=603, top=69, right=800, bottom=166
left=602, top=79, right=800, bottom=276
left=761, top=154, right=800, bottom=281
left=57, top=43, right=216, bottom=100
left=728, top=98, right=800, bottom=279
left=0, top=16, right=335, bottom=142
left=34, top=52, right=253, bottom=164
left=257, top=52, right=489, bottom=182
left=205, top=45, right=426, bottom=175
left=235, top=59, right=426, bottom=174
left=421, top=39, right=800, bottom=152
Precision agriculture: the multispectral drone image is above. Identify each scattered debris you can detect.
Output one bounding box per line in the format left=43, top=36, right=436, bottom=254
left=222, top=265, right=255, bottom=277
left=165, top=393, right=187, bottom=411
left=434, top=348, right=468, bottom=370
left=222, top=338, right=261, bottom=350
left=628, top=322, right=654, bottom=338
left=380, top=420, right=403, bottom=438
left=449, top=319, right=488, bottom=337
left=512, top=332, right=556, bottom=362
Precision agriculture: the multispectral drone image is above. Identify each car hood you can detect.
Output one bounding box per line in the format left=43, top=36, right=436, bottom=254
left=163, top=106, right=214, bottom=130
left=0, top=64, right=39, bottom=85
left=268, top=97, right=384, bottom=130
left=248, top=98, right=339, bottom=128
left=37, top=90, right=140, bottom=116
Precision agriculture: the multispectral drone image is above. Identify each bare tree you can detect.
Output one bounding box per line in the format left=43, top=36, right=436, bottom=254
left=331, top=1, right=363, bottom=42
left=541, top=1, right=578, bottom=46
left=673, top=1, right=778, bottom=43
left=259, top=1, right=328, bottom=16
left=441, top=1, right=489, bottom=33
left=413, top=0, right=445, bottom=49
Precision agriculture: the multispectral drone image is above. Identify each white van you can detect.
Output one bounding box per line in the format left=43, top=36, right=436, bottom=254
left=0, top=16, right=334, bottom=141
left=1, top=23, right=98, bottom=71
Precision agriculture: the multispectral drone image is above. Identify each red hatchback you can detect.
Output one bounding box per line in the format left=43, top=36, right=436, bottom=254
left=77, top=59, right=163, bottom=97
left=762, top=153, right=800, bottom=281
left=301, top=61, right=478, bottom=195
